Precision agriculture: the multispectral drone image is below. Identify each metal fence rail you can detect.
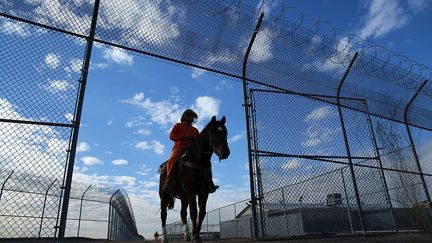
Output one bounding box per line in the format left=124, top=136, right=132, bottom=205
left=1, top=0, right=432, bottom=240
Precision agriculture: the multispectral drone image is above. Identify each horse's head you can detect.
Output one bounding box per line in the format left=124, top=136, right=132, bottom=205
left=208, top=116, right=230, bottom=160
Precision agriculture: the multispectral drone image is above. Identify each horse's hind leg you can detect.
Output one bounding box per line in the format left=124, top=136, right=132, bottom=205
left=180, top=198, right=190, bottom=241
left=197, top=193, right=209, bottom=240
left=160, top=170, right=169, bottom=243
left=160, top=197, right=169, bottom=243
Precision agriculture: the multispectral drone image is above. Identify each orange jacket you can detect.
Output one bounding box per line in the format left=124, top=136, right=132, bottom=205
left=169, top=122, right=199, bottom=148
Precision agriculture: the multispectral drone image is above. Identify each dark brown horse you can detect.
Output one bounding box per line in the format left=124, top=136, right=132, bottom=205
left=159, top=116, right=230, bottom=243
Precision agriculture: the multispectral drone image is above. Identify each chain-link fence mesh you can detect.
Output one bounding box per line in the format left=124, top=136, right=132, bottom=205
left=0, top=168, right=139, bottom=240
left=247, top=87, right=431, bottom=238
left=2, top=0, right=432, bottom=240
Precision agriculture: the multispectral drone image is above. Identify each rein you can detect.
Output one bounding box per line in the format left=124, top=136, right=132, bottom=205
left=182, top=162, right=211, bottom=175
left=181, top=130, right=215, bottom=174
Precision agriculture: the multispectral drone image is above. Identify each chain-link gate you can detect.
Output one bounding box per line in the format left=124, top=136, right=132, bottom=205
left=247, top=88, right=398, bottom=238
left=245, top=85, right=432, bottom=239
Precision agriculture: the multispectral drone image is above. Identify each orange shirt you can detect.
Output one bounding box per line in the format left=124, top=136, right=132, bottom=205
left=169, top=122, right=199, bottom=147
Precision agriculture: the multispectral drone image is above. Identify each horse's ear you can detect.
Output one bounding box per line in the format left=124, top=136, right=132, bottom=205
left=221, top=116, right=226, bottom=125
left=211, top=116, right=216, bottom=122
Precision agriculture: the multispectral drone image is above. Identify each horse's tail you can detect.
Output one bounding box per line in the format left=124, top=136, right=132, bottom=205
left=158, top=161, right=168, bottom=174
left=167, top=195, right=175, bottom=210
left=159, top=161, right=175, bottom=209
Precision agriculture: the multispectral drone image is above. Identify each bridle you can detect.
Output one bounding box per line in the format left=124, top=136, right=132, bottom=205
left=208, top=127, right=228, bottom=161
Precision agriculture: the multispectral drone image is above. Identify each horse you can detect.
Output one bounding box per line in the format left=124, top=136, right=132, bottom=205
left=159, top=116, right=230, bottom=243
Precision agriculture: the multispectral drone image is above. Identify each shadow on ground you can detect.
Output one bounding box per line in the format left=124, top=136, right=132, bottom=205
left=1, top=232, right=431, bottom=243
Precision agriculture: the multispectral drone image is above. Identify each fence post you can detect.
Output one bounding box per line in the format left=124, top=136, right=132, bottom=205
left=281, top=188, right=289, bottom=236
left=336, top=52, right=366, bottom=232
left=107, top=189, right=120, bottom=240
left=341, top=169, right=354, bottom=233
left=241, top=12, right=265, bottom=240
left=403, top=80, right=432, bottom=216
left=206, top=212, right=209, bottom=235
left=77, top=185, right=92, bottom=237
left=218, top=208, right=221, bottom=236
left=58, top=0, right=101, bottom=240
left=0, top=171, right=13, bottom=203
left=364, top=100, right=398, bottom=232
left=39, top=179, right=57, bottom=237
left=234, top=203, right=238, bottom=237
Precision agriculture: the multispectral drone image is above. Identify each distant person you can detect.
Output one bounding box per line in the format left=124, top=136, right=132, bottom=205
left=154, top=230, right=160, bottom=240
left=163, top=109, right=218, bottom=194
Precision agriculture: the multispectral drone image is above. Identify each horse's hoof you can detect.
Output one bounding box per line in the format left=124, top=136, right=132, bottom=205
left=161, top=238, right=168, bottom=243
left=191, top=237, right=202, bottom=243
left=183, top=235, right=191, bottom=241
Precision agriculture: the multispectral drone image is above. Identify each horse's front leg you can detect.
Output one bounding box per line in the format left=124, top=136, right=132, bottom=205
left=197, top=192, right=209, bottom=239
left=180, top=198, right=191, bottom=241
left=187, top=195, right=200, bottom=243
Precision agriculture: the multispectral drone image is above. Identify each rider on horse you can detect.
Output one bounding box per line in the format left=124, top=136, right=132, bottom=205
left=163, top=109, right=219, bottom=194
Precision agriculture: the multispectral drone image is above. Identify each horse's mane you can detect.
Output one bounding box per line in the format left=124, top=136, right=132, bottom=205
left=198, top=118, right=228, bottom=137
left=190, top=118, right=227, bottom=153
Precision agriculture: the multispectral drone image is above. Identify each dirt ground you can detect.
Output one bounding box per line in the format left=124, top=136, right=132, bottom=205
left=1, top=232, right=431, bottom=243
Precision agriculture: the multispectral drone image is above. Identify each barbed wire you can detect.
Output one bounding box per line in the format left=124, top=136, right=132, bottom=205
left=198, top=0, right=431, bottom=95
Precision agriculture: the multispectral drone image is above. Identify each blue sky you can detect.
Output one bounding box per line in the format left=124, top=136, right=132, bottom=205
left=75, top=0, right=432, bottom=237
left=1, top=0, right=432, bottom=239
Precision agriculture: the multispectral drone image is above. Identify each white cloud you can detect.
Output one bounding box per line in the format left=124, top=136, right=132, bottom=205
left=282, top=158, right=301, bottom=170
left=193, top=96, right=221, bottom=121
left=306, top=106, right=332, bottom=121
left=123, top=92, right=182, bottom=126
left=215, top=80, right=232, bottom=91
left=0, top=98, right=68, bottom=175
left=191, top=67, right=205, bottom=79
left=65, top=113, right=74, bottom=121
left=80, top=156, right=103, bottom=166
left=100, top=1, right=183, bottom=46
left=92, top=62, right=109, bottom=69
left=112, top=159, right=128, bottom=166
left=125, top=116, right=149, bottom=128
left=124, top=93, right=222, bottom=129
left=113, top=175, right=136, bottom=188
left=243, top=162, right=250, bottom=170
left=44, top=79, right=73, bottom=93
left=65, top=58, right=82, bottom=73
left=45, top=53, right=60, bottom=69
left=107, top=120, right=113, bottom=126
left=229, top=131, right=245, bottom=143
left=140, top=180, right=158, bottom=188
left=30, top=0, right=92, bottom=34
left=1, top=21, right=31, bottom=37
left=302, top=106, right=339, bottom=148
left=103, top=47, right=134, bottom=65
left=407, top=0, right=429, bottom=12
left=136, top=128, right=151, bottom=136
left=135, top=140, right=165, bottom=155
left=358, top=0, right=409, bottom=39
left=137, top=164, right=152, bottom=176
left=76, top=142, right=90, bottom=153
left=249, top=28, right=273, bottom=63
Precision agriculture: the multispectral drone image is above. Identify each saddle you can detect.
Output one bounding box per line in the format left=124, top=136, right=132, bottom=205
left=159, top=152, right=188, bottom=197
left=159, top=151, right=210, bottom=197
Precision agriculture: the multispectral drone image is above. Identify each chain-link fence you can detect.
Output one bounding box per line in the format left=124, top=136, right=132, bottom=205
left=166, top=198, right=253, bottom=240
left=0, top=169, right=139, bottom=240
left=1, top=0, right=432, bottom=240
